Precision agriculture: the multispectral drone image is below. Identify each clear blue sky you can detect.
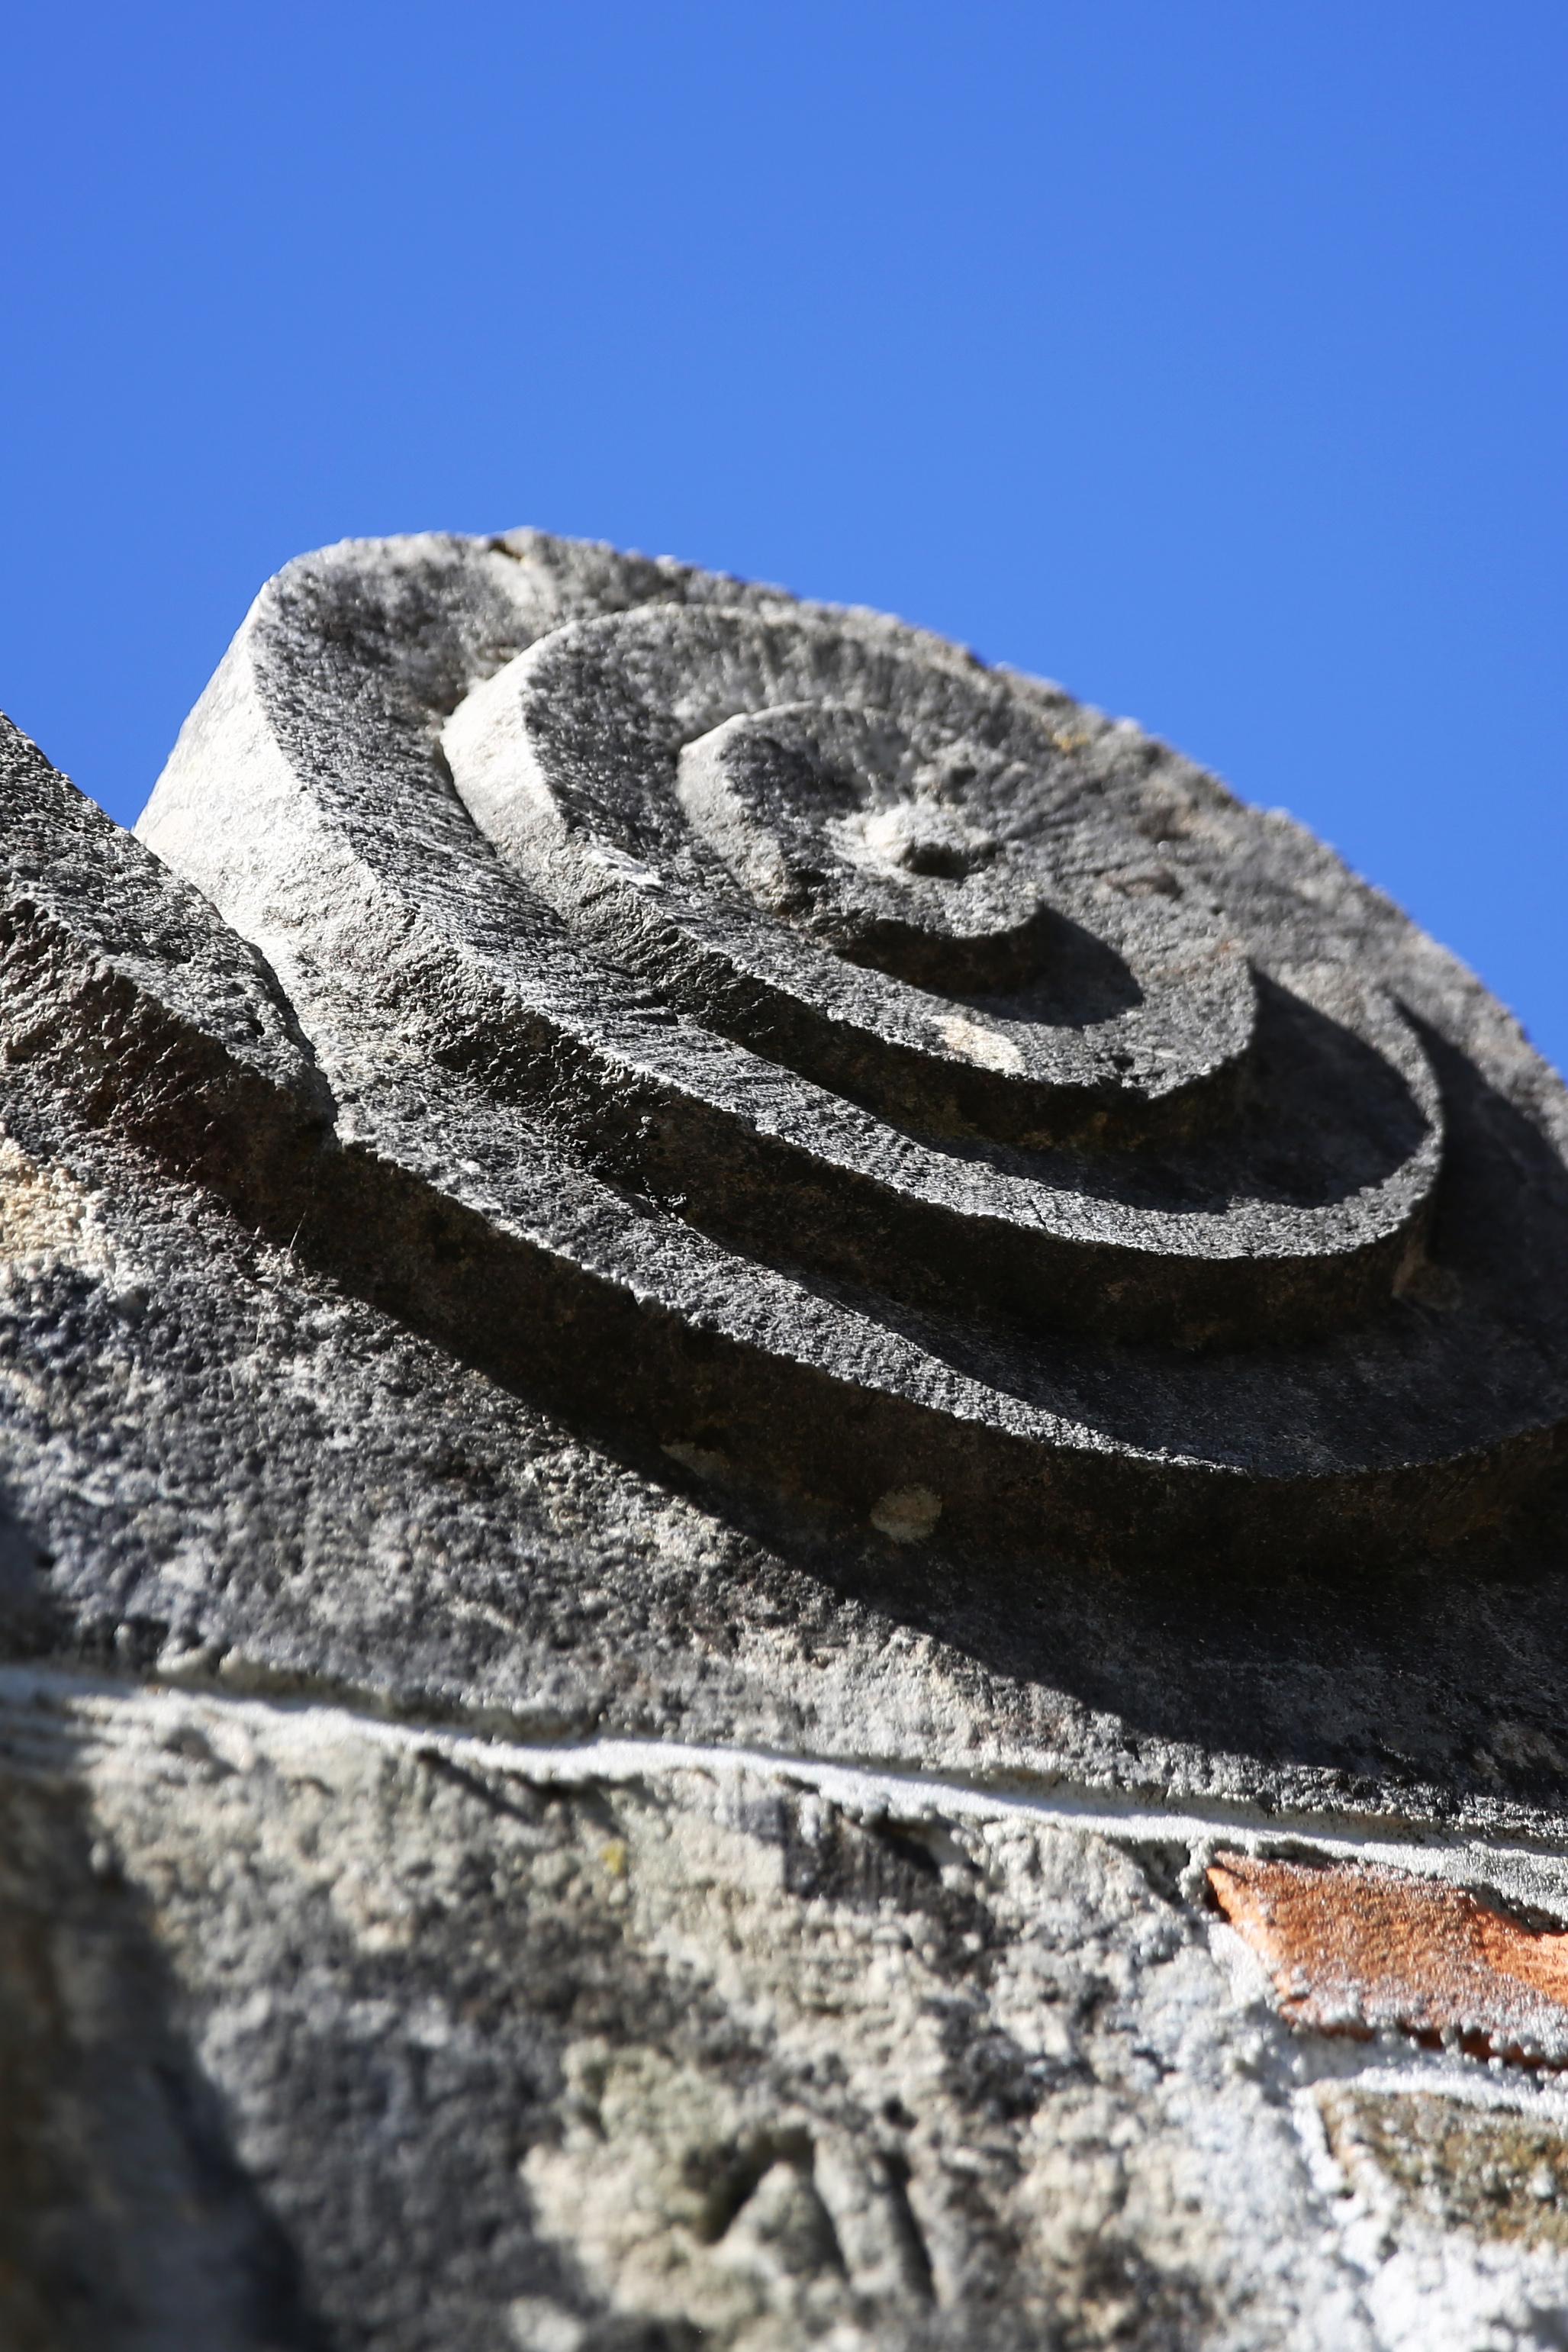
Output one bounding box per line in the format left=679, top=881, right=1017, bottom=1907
left=5, top=5, right=1565, bottom=1066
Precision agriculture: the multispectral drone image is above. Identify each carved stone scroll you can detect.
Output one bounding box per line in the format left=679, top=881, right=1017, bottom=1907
left=137, top=530, right=1568, bottom=1566
left=5, top=531, right=1568, bottom=2349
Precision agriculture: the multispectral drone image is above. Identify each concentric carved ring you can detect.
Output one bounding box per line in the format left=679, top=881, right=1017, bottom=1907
left=447, top=605, right=1257, bottom=1131
left=443, top=600, right=1442, bottom=1345
left=137, top=530, right=1568, bottom=1564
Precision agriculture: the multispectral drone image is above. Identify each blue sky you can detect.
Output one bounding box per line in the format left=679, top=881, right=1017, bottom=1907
left=4, top=4, right=1565, bottom=1065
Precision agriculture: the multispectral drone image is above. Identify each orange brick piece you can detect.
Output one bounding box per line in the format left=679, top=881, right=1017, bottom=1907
left=1208, top=1853, right=1568, bottom=2065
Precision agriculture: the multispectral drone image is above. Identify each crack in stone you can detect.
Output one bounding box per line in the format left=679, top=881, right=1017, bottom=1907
left=11, top=1661, right=1568, bottom=1905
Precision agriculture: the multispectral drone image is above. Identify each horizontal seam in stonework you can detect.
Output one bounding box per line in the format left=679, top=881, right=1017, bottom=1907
left=3, top=1661, right=1567, bottom=1886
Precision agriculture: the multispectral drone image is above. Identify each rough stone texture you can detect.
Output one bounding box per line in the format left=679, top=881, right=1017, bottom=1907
left=4, top=530, right=1568, bottom=2344
left=1210, top=1854, right=1568, bottom=2064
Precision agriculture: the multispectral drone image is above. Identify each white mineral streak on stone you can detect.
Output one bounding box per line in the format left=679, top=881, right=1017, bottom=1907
left=27, top=1666, right=1568, bottom=1913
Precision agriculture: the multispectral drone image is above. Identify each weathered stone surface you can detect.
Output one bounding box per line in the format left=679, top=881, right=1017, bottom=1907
left=4, top=529, right=1568, bottom=2344
left=136, top=531, right=1568, bottom=1565
left=1211, top=1854, right=1568, bottom=2064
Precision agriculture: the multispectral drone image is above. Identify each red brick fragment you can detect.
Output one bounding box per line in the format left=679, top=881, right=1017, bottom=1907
left=1208, top=1852, right=1568, bottom=2066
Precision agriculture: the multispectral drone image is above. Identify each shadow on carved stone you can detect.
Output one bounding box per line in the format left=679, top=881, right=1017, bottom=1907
left=0, top=1725, right=326, bottom=2351
left=6, top=527, right=1568, bottom=2349
left=118, top=532, right=1568, bottom=1578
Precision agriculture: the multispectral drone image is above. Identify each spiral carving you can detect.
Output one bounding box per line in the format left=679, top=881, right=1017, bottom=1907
left=138, top=530, right=1568, bottom=1564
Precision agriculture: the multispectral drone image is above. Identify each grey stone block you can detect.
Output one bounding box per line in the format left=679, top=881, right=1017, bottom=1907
left=2, top=530, right=1568, bottom=2346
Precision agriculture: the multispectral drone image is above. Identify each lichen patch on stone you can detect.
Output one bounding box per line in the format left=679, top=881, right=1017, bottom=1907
left=1318, top=2086, right=1568, bottom=2250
